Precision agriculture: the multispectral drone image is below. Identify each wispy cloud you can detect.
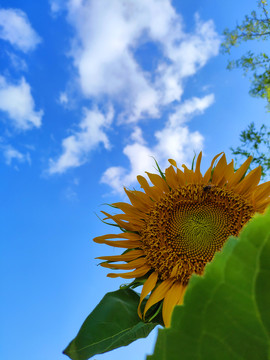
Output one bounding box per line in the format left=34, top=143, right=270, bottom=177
left=49, top=0, right=66, bottom=16
left=48, top=106, right=114, bottom=174
left=3, top=145, right=31, bottom=166
left=6, top=51, right=27, bottom=71
left=0, top=76, right=43, bottom=130
left=58, top=92, right=68, bottom=105
left=101, top=94, right=214, bottom=193
left=0, top=8, right=41, bottom=52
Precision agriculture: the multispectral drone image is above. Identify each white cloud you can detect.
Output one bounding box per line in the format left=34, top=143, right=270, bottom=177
left=3, top=145, right=31, bottom=165
left=6, top=51, right=27, bottom=71
left=156, top=16, right=219, bottom=106
left=63, top=186, right=78, bottom=201
left=59, top=92, right=68, bottom=105
left=51, top=1, right=219, bottom=177
left=130, top=126, right=145, bottom=144
left=65, top=0, right=220, bottom=122
left=48, top=106, right=114, bottom=174
left=168, top=94, right=214, bottom=127
left=50, top=1, right=61, bottom=14
left=154, top=126, right=203, bottom=164
left=101, top=94, right=214, bottom=193
left=50, top=0, right=66, bottom=16
left=0, top=8, right=41, bottom=52
left=0, top=76, right=43, bottom=130
left=101, top=142, right=155, bottom=193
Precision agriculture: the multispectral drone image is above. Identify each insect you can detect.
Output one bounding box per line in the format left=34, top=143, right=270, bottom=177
left=203, top=184, right=215, bottom=192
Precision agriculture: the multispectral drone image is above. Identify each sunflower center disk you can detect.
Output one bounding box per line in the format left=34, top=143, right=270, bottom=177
left=141, top=184, right=254, bottom=285
left=169, top=205, right=228, bottom=257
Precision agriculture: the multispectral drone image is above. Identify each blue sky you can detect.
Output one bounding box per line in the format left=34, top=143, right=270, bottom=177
left=0, top=1, right=268, bottom=360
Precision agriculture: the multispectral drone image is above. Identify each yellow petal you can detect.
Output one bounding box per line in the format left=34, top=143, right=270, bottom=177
left=227, top=156, right=252, bottom=188
left=125, top=188, right=153, bottom=210
left=122, top=232, right=140, bottom=239
left=176, top=286, right=186, bottom=306
left=162, top=282, right=186, bottom=327
left=101, top=211, right=137, bottom=231
left=216, top=160, right=235, bottom=187
left=194, top=151, right=203, bottom=182
left=113, top=202, right=147, bottom=219
left=146, top=172, right=170, bottom=193
left=225, top=160, right=234, bottom=179
left=256, top=197, right=270, bottom=213
left=233, top=166, right=261, bottom=196
left=95, top=238, right=142, bottom=248
left=112, top=213, right=145, bottom=227
left=176, top=168, right=186, bottom=185
left=93, top=232, right=142, bottom=248
left=253, top=181, right=270, bottom=203
left=104, top=240, right=142, bottom=248
left=211, top=154, right=227, bottom=185
left=138, top=272, right=158, bottom=318
left=94, top=232, right=140, bottom=243
left=96, top=249, right=144, bottom=262
left=165, top=165, right=178, bottom=188
left=137, top=175, right=150, bottom=190
left=143, top=278, right=175, bottom=317
left=133, top=190, right=155, bottom=208
left=100, top=257, right=146, bottom=270
left=168, top=159, right=177, bottom=167
left=182, top=164, right=195, bottom=183
left=203, top=152, right=223, bottom=183
left=107, top=264, right=151, bottom=279
left=137, top=175, right=161, bottom=201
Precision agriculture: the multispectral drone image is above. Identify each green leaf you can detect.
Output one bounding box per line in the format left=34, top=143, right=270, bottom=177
left=63, top=288, right=157, bottom=360
left=148, top=208, right=270, bottom=360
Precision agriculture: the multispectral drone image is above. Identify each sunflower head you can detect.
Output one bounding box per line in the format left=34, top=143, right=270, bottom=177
left=94, top=152, right=270, bottom=327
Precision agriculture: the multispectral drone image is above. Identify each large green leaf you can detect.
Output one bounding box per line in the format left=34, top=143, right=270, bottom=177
left=63, top=288, right=157, bottom=360
left=148, top=208, right=270, bottom=360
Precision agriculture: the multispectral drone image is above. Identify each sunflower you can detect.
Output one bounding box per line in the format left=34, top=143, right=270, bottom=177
left=94, top=152, right=270, bottom=327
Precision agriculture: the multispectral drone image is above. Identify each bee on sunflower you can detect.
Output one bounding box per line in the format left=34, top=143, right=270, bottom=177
left=94, top=152, right=270, bottom=327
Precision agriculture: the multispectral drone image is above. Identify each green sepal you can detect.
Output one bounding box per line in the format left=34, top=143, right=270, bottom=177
left=150, top=156, right=166, bottom=181
left=191, top=152, right=196, bottom=171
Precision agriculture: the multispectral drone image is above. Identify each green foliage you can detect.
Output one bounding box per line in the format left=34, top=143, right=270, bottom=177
left=222, top=1, right=270, bottom=176
left=231, top=122, right=270, bottom=178
left=148, top=208, right=270, bottom=360
left=222, top=0, right=270, bottom=108
left=63, top=288, right=158, bottom=360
